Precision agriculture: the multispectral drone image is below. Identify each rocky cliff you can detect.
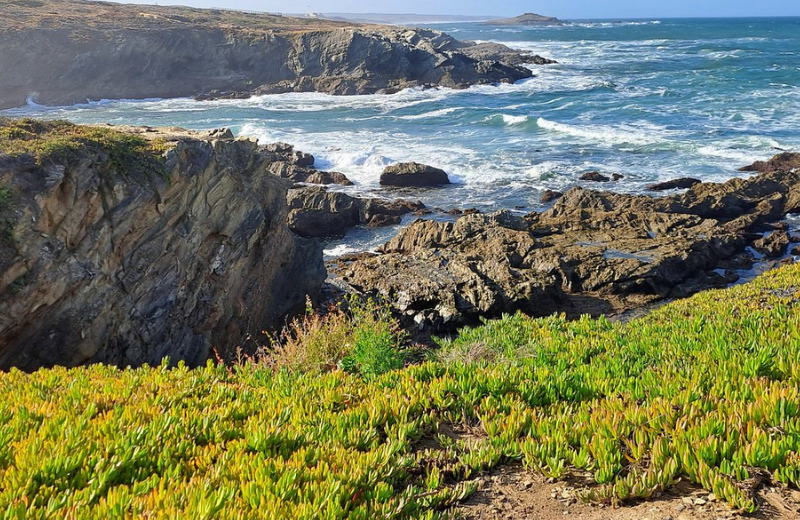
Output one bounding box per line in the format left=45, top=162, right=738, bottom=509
left=332, top=155, right=800, bottom=332
left=0, top=0, right=550, bottom=109
left=0, top=120, right=324, bottom=370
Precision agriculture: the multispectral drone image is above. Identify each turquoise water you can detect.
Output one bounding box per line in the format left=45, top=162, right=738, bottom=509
left=6, top=17, right=800, bottom=253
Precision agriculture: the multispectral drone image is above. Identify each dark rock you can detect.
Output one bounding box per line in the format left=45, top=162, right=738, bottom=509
left=739, top=152, right=800, bottom=173
left=292, top=151, right=315, bottom=167
left=791, top=246, right=800, bottom=256
left=380, top=162, right=450, bottom=187
left=753, top=230, right=791, bottom=258
left=541, top=190, right=563, bottom=203
left=332, top=155, right=800, bottom=333
left=612, top=173, right=624, bottom=181
left=286, top=187, right=426, bottom=238
left=0, top=127, right=325, bottom=371
left=647, top=178, right=702, bottom=191
left=579, top=171, right=610, bottom=182
left=263, top=143, right=352, bottom=186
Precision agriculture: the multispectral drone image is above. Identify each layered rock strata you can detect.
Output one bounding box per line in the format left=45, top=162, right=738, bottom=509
left=0, top=0, right=552, bottom=109
left=0, top=126, right=325, bottom=370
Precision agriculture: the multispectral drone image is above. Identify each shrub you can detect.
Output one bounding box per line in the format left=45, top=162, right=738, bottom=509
left=340, top=298, right=407, bottom=379
left=265, top=297, right=407, bottom=378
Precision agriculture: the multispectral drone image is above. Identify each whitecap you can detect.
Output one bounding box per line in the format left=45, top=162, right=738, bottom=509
left=502, top=114, right=528, bottom=126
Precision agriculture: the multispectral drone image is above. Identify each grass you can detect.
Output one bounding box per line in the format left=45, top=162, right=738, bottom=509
left=1, top=255, right=800, bottom=517
left=0, top=118, right=168, bottom=180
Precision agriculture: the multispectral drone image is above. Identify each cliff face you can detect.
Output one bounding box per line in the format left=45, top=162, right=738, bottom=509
left=0, top=124, right=325, bottom=370
left=0, top=1, right=545, bottom=108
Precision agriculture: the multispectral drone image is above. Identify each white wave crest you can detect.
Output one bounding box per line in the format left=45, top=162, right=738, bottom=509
left=536, top=117, right=675, bottom=147
left=502, top=114, right=529, bottom=125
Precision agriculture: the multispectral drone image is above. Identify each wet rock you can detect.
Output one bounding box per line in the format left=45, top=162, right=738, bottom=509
left=541, top=189, right=563, bottom=203
left=646, top=178, right=701, bottom=191
left=579, top=171, right=610, bottom=182
left=262, top=143, right=353, bottom=186
left=380, top=162, right=450, bottom=187
left=753, top=229, right=791, bottom=258
left=739, top=152, right=800, bottom=173
left=612, top=173, right=624, bottom=181
left=287, top=187, right=426, bottom=238
left=333, top=154, right=800, bottom=333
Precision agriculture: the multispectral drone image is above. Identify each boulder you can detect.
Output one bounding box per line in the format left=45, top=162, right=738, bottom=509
left=579, top=171, right=610, bottom=182
left=380, top=162, right=450, bottom=187
left=647, top=178, right=701, bottom=191
left=541, top=189, right=563, bottom=203
left=263, top=143, right=353, bottom=186
left=753, top=230, right=790, bottom=258
left=287, top=187, right=427, bottom=238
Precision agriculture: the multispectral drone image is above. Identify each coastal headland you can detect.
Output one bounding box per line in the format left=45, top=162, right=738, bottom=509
left=0, top=0, right=552, bottom=109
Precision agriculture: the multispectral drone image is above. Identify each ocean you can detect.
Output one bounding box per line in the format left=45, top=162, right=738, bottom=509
left=5, top=17, right=800, bottom=256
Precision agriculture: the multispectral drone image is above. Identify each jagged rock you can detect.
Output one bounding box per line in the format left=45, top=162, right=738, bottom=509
left=0, top=127, right=325, bottom=370
left=286, top=187, right=426, bottom=237
left=739, top=152, right=800, bottom=173
left=647, top=178, right=702, bottom=191
left=0, top=1, right=549, bottom=109
left=333, top=153, right=800, bottom=332
left=753, top=230, right=791, bottom=258
left=381, top=162, right=450, bottom=187
left=541, top=190, right=564, bottom=203
left=263, top=143, right=352, bottom=186
left=579, top=171, right=610, bottom=182
left=612, top=173, right=624, bottom=181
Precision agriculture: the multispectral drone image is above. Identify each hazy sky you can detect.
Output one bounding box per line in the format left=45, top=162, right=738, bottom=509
left=118, top=0, right=800, bottom=18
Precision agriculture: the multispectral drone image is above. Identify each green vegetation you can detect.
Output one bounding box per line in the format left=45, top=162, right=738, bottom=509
left=264, top=297, right=407, bottom=378
left=0, top=118, right=168, bottom=180
left=2, top=262, right=800, bottom=518
left=0, top=185, right=13, bottom=247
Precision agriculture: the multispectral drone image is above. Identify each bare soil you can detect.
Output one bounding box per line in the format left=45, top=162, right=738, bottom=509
left=455, top=466, right=800, bottom=520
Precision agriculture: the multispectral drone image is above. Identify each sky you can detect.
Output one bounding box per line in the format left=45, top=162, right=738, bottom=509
left=115, top=0, right=800, bottom=18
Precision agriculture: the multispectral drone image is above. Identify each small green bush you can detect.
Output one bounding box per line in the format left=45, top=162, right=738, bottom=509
left=341, top=298, right=407, bottom=379
left=265, top=297, right=406, bottom=378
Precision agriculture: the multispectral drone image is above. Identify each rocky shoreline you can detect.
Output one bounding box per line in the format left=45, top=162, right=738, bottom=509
left=0, top=0, right=553, bottom=109
left=2, top=118, right=799, bottom=370
left=329, top=153, right=800, bottom=334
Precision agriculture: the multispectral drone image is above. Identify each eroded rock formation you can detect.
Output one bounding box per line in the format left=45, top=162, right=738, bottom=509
left=0, top=0, right=552, bottom=109
left=332, top=154, right=800, bottom=332
left=0, top=126, right=325, bottom=370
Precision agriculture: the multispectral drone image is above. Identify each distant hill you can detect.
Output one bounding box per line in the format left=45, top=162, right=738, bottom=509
left=482, top=12, right=564, bottom=26
left=293, top=13, right=497, bottom=24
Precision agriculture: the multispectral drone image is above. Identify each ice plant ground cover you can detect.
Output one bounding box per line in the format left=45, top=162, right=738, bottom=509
left=2, top=262, right=800, bottom=519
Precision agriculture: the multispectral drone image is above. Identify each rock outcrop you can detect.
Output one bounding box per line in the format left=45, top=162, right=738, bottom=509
left=332, top=153, right=800, bottom=332
left=262, top=142, right=353, bottom=186
left=0, top=124, right=325, bottom=370
left=482, top=13, right=564, bottom=26
left=287, top=187, right=427, bottom=237
left=0, top=1, right=552, bottom=109
left=647, top=178, right=701, bottom=191
left=380, top=162, right=451, bottom=187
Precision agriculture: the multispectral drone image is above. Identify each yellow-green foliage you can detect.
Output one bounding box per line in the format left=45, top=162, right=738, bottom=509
left=0, top=118, right=168, bottom=179
left=2, top=263, right=800, bottom=518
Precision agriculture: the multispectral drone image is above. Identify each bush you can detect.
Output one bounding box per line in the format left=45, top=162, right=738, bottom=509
left=265, top=297, right=406, bottom=378
left=340, top=298, right=407, bottom=379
